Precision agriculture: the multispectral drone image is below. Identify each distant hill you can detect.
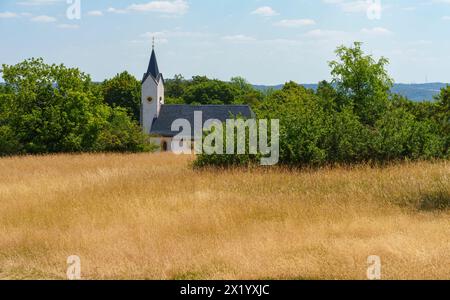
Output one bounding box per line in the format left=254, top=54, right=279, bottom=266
left=390, top=83, right=447, bottom=102
left=254, top=83, right=449, bottom=102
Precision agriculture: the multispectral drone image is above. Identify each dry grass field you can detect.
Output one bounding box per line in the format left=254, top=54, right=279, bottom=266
left=0, top=153, right=449, bottom=280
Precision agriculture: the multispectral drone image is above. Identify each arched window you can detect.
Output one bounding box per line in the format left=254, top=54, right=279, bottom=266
left=162, top=141, right=168, bottom=152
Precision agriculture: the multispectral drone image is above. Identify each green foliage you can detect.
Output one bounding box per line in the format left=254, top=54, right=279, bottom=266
left=184, top=79, right=237, bottom=105
left=434, top=85, right=450, bottom=153
left=196, top=42, right=449, bottom=168
left=325, top=108, right=371, bottom=163
left=94, top=107, right=157, bottom=153
left=165, top=75, right=263, bottom=106
left=165, top=74, right=188, bottom=100
left=330, top=42, right=393, bottom=126
left=0, top=58, right=154, bottom=156
left=2, top=43, right=448, bottom=163
left=372, top=108, right=445, bottom=160
left=0, top=125, right=22, bottom=155
left=102, top=71, right=141, bottom=121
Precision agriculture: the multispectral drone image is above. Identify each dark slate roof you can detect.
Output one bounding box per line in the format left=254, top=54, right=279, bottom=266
left=150, top=105, right=255, bottom=137
left=142, top=49, right=161, bottom=83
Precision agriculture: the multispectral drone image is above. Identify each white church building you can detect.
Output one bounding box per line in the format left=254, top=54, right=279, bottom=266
left=140, top=46, right=254, bottom=152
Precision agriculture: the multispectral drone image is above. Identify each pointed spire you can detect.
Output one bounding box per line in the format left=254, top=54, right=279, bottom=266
left=147, top=49, right=160, bottom=79
left=143, top=38, right=160, bottom=82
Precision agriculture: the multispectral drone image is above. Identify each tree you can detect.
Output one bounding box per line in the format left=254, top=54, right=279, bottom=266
left=0, top=58, right=152, bottom=155
left=230, top=77, right=263, bottom=106
left=102, top=71, right=141, bottom=122
left=330, top=42, right=393, bottom=126
left=435, top=85, right=450, bottom=153
left=164, top=75, right=263, bottom=107
left=184, top=79, right=237, bottom=105
left=165, top=74, right=187, bottom=99
left=316, top=80, right=338, bottom=112
left=195, top=43, right=447, bottom=168
left=373, top=108, right=445, bottom=160
left=230, top=76, right=253, bottom=94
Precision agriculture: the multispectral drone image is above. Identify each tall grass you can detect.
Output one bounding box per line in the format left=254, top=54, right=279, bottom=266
left=0, top=153, right=449, bottom=279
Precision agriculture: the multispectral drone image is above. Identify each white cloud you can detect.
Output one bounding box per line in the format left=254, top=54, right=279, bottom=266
left=322, top=0, right=371, bottom=13
left=87, top=10, right=104, bottom=17
left=31, top=15, right=56, bottom=22
left=138, top=29, right=210, bottom=44
left=127, top=0, right=189, bottom=15
left=222, top=35, right=256, bottom=42
left=304, top=29, right=348, bottom=39
left=141, top=30, right=209, bottom=39
left=251, top=6, right=279, bottom=17
left=361, top=27, right=393, bottom=36
left=403, top=6, right=416, bottom=11
left=0, top=12, right=19, bottom=18
left=18, top=0, right=62, bottom=6
left=274, top=19, right=316, bottom=28
left=57, top=24, right=79, bottom=29
left=107, top=7, right=127, bottom=14
left=442, top=16, right=450, bottom=20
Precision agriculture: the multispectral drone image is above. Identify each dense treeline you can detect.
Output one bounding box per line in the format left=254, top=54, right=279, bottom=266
left=195, top=42, right=449, bottom=167
left=165, top=75, right=264, bottom=106
left=1, top=42, right=449, bottom=165
left=0, top=59, right=154, bottom=155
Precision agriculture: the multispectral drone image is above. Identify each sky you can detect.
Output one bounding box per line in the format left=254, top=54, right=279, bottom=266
left=1, top=0, right=450, bottom=85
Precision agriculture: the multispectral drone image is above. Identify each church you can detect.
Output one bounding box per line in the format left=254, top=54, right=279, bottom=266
left=140, top=45, right=254, bottom=152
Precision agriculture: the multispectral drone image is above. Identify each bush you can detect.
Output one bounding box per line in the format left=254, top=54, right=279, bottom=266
left=102, top=71, right=141, bottom=122
left=94, top=107, right=157, bottom=153
left=373, top=108, right=446, bottom=161
left=325, top=108, right=371, bottom=164
left=0, top=125, right=22, bottom=156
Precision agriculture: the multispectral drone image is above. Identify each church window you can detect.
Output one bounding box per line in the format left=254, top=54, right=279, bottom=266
left=147, top=96, right=153, bottom=102
left=162, top=141, right=168, bottom=151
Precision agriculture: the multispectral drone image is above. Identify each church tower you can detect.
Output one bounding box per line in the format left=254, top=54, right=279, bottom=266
left=141, top=40, right=164, bottom=135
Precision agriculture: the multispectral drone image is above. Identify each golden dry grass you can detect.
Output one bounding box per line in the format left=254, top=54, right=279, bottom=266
left=0, top=153, right=449, bottom=280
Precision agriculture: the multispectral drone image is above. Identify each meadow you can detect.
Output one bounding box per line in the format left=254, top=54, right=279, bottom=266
left=0, top=153, right=449, bottom=280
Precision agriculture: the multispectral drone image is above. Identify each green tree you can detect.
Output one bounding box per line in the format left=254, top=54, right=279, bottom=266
left=196, top=43, right=447, bottom=168
left=257, top=83, right=331, bottom=166
left=373, top=108, right=445, bottom=160
left=230, top=77, right=263, bottom=106
left=165, top=74, right=187, bottom=99
left=0, top=58, right=153, bottom=155
left=230, top=76, right=253, bottom=94
left=102, top=71, right=141, bottom=122
left=435, top=85, right=450, bottom=153
left=316, top=80, right=338, bottom=112
left=330, top=42, right=393, bottom=125
left=184, top=79, right=237, bottom=105
left=94, top=107, right=156, bottom=152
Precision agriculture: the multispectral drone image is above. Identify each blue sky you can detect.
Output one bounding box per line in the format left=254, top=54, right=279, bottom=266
left=1, top=0, right=450, bottom=84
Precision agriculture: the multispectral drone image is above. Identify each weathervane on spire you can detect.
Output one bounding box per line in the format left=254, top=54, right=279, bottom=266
left=152, top=37, right=155, bottom=50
